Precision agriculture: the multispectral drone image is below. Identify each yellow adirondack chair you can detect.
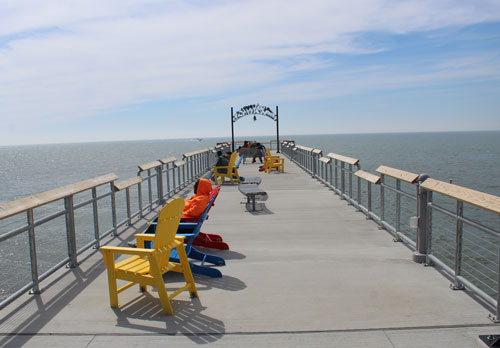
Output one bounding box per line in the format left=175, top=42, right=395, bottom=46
left=101, top=197, right=198, bottom=315
left=213, top=152, right=240, bottom=184
left=264, top=148, right=284, bottom=173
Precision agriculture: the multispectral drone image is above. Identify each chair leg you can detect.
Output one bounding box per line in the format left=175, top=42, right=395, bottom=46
left=149, top=262, right=174, bottom=315
left=103, top=253, right=119, bottom=308
left=176, top=244, right=199, bottom=298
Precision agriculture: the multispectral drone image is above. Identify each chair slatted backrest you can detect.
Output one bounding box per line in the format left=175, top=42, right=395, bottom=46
left=228, top=152, right=237, bottom=170
left=153, top=197, right=185, bottom=267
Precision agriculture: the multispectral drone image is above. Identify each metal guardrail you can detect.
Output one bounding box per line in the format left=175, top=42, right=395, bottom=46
left=0, top=146, right=222, bottom=310
left=281, top=140, right=500, bottom=321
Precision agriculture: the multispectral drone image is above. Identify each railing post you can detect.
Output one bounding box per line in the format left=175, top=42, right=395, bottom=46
left=138, top=181, right=143, bottom=217
left=92, top=187, right=100, bottom=248
left=367, top=182, right=373, bottom=216
left=64, top=195, right=78, bottom=268
left=413, top=174, right=429, bottom=263
left=380, top=174, right=385, bottom=223
left=452, top=201, right=465, bottom=290
left=396, top=179, right=401, bottom=232
left=156, top=166, right=164, bottom=204
left=340, top=162, right=345, bottom=199
left=172, top=165, right=176, bottom=193
left=166, top=163, right=171, bottom=197
left=147, top=169, right=153, bottom=208
left=329, top=161, right=333, bottom=188
left=334, top=159, right=338, bottom=190
left=125, top=187, right=132, bottom=224
left=312, top=152, right=317, bottom=178
left=110, top=182, right=118, bottom=235
left=27, top=209, right=41, bottom=294
left=348, top=164, right=353, bottom=200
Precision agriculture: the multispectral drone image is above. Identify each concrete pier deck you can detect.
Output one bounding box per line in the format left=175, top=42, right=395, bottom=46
left=1, top=157, right=498, bottom=347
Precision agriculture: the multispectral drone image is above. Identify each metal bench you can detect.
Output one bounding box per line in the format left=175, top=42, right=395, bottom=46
left=239, top=183, right=268, bottom=211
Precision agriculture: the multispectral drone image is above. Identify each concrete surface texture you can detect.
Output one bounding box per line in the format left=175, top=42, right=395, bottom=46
left=0, top=154, right=498, bottom=347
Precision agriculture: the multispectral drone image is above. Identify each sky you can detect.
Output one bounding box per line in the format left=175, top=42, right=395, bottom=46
left=1, top=0, right=500, bottom=145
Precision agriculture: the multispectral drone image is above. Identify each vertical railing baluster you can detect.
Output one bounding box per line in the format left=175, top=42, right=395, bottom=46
left=156, top=166, right=164, bottom=204
left=27, top=209, right=40, bottom=294
left=64, top=195, right=78, bottom=267
left=367, top=182, right=372, bottom=217
left=396, top=179, right=401, bottom=233
left=92, top=187, right=100, bottom=248
left=138, top=181, right=143, bottom=217
left=380, top=174, right=385, bottom=223
left=147, top=169, right=153, bottom=208
left=348, top=163, right=353, bottom=200
left=166, top=163, right=171, bottom=197
left=452, top=201, right=465, bottom=290
left=125, top=187, right=131, bottom=224
left=110, top=182, right=117, bottom=235
left=340, top=162, right=345, bottom=199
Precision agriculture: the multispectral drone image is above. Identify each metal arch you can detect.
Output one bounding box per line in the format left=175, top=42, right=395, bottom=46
left=233, top=104, right=276, bottom=122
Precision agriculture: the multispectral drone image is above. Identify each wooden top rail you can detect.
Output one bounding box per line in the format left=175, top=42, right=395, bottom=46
left=327, top=153, right=359, bottom=165
left=355, top=170, right=381, bottom=184
left=319, top=157, right=331, bottom=164
left=160, top=157, right=176, bottom=165
left=174, top=161, right=185, bottom=167
left=296, top=145, right=314, bottom=152
left=312, top=149, right=323, bottom=155
left=113, top=176, right=142, bottom=191
left=183, top=148, right=209, bottom=158
left=376, top=165, right=419, bottom=184
left=138, top=160, right=162, bottom=171
left=0, top=173, right=118, bottom=220
left=421, top=178, right=500, bottom=215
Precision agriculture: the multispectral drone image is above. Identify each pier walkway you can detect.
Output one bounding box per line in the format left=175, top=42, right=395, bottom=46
left=0, top=157, right=497, bottom=347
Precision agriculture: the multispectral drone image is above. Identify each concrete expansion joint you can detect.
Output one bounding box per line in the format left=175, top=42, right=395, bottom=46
left=2, top=323, right=498, bottom=337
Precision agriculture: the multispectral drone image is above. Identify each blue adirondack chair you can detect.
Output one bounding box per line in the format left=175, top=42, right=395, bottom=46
left=145, top=194, right=225, bottom=278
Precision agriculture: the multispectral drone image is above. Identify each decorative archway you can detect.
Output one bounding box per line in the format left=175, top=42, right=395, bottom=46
left=231, top=104, right=280, bottom=153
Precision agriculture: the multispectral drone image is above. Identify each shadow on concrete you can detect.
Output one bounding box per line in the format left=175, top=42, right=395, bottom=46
left=0, top=251, right=105, bottom=348
left=192, top=274, right=247, bottom=292
left=245, top=203, right=274, bottom=215
left=113, top=295, right=225, bottom=344
left=218, top=250, right=246, bottom=261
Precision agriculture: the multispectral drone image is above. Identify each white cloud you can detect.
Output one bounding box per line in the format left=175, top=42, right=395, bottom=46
left=1, top=0, right=500, bottom=127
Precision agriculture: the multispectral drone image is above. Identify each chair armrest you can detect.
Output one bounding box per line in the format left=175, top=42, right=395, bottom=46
left=100, top=245, right=154, bottom=257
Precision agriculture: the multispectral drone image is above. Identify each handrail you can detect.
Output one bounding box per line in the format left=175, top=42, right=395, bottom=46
left=113, top=176, right=143, bottom=191
left=296, top=145, right=314, bottom=152
left=0, top=173, right=118, bottom=220
left=183, top=148, right=209, bottom=158
left=138, top=160, right=162, bottom=171
left=376, top=165, right=418, bottom=184
left=421, top=178, right=500, bottom=215
left=327, top=152, right=359, bottom=165
left=355, top=170, right=380, bottom=184
left=174, top=160, right=185, bottom=167
left=160, top=157, right=176, bottom=164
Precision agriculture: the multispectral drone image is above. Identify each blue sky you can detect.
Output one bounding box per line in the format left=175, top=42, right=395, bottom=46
left=1, top=0, right=500, bottom=145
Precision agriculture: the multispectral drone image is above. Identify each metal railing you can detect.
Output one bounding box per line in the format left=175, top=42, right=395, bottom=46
left=281, top=140, right=500, bottom=320
left=0, top=147, right=220, bottom=310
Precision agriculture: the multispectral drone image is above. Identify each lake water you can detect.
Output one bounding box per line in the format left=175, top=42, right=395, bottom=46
left=1, top=131, right=499, bottom=301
